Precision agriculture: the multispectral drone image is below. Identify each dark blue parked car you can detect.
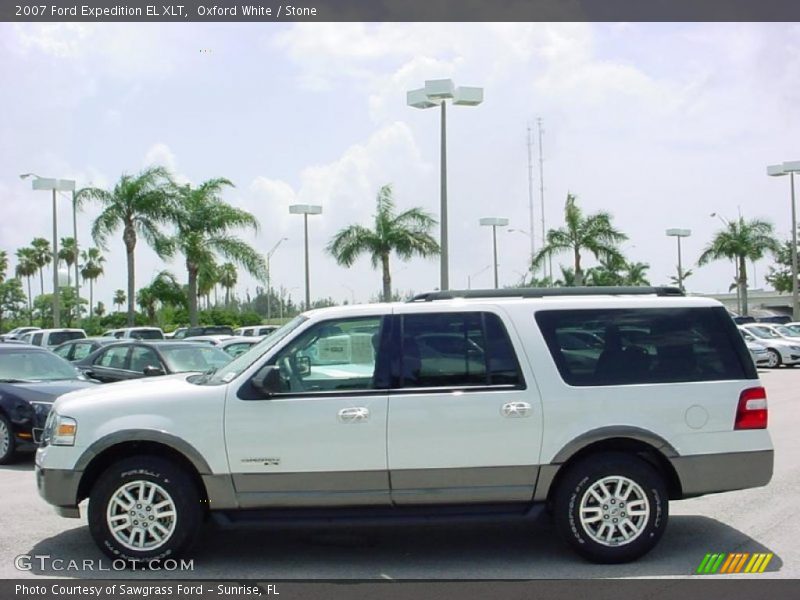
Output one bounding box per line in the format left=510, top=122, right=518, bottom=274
left=0, top=342, right=96, bottom=464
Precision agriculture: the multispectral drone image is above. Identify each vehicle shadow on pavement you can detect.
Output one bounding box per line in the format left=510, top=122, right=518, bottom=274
left=0, top=460, right=35, bottom=472
left=24, top=515, right=782, bottom=579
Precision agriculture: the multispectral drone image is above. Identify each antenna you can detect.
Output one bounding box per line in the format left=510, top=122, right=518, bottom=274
left=537, top=117, right=548, bottom=280
left=526, top=124, right=536, bottom=272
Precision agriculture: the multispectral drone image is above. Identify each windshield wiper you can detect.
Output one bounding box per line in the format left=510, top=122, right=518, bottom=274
left=0, top=378, right=34, bottom=383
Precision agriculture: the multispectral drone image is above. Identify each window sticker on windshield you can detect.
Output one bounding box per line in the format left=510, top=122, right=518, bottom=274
left=221, top=372, right=236, bottom=383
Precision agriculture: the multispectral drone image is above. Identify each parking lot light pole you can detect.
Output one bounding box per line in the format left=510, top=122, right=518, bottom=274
left=480, top=217, right=509, bottom=289
left=408, top=79, right=483, bottom=291
left=266, top=237, right=288, bottom=323
left=665, top=228, right=691, bottom=292
left=20, top=174, right=76, bottom=328
left=289, top=205, right=322, bottom=311
left=768, top=161, right=800, bottom=321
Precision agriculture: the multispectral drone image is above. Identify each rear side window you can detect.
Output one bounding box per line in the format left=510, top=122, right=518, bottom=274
left=397, top=312, right=523, bottom=389
left=536, top=307, right=754, bottom=386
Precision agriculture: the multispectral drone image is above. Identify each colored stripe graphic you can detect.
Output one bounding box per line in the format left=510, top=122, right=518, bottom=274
left=697, top=552, right=774, bottom=574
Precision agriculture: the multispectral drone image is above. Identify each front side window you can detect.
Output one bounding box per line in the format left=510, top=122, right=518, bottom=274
left=53, top=344, right=73, bottom=359
left=398, top=312, right=522, bottom=389
left=97, top=346, right=131, bottom=369
left=129, top=346, right=162, bottom=372
left=266, top=316, right=385, bottom=394
left=536, top=307, right=753, bottom=386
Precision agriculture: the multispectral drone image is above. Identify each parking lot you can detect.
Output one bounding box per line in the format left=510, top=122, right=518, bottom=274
left=0, top=367, right=797, bottom=580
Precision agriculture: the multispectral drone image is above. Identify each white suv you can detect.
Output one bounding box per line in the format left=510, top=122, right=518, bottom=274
left=36, top=287, right=773, bottom=564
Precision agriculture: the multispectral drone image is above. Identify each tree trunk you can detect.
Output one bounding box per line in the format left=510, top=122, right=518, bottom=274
left=574, top=247, right=583, bottom=287
left=39, top=269, right=44, bottom=297
left=89, top=279, right=94, bottom=322
left=739, top=255, right=749, bottom=317
left=381, top=253, right=391, bottom=302
left=123, top=223, right=137, bottom=327
left=187, top=262, right=199, bottom=326
left=26, top=276, right=32, bottom=325
left=225, top=287, right=230, bottom=308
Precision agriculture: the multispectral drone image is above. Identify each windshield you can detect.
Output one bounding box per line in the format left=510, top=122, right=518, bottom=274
left=0, top=350, right=81, bottom=382
left=774, top=325, right=795, bottom=337
left=198, top=316, right=307, bottom=385
left=159, top=346, right=232, bottom=373
left=748, top=326, right=779, bottom=339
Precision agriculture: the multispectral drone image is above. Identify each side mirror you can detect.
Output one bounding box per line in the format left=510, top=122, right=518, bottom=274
left=252, top=365, right=283, bottom=396
left=143, top=365, right=166, bottom=377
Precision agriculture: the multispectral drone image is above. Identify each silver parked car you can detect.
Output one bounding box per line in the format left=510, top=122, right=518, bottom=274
left=739, top=326, right=800, bottom=368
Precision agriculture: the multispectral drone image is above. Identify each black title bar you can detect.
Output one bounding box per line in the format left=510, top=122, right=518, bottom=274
left=5, top=0, right=800, bottom=22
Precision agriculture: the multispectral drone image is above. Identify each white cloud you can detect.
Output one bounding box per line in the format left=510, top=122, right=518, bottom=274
left=143, top=143, right=190, bottom=185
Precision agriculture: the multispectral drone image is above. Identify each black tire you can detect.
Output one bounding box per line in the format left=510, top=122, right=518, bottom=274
left=767, top=349, right=782, bottom=368
left=88, top=456, right=203, bottom=565
left=0, top=413, right=16, bottom=465
left=553, top=452, right=668, bottom=564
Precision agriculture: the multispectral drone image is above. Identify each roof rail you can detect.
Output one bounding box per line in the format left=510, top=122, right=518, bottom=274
left=408, top=286, right=685, bottom=302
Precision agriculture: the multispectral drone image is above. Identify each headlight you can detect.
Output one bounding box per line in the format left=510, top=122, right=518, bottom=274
left=43, top=412, right=77, bottom=446
left=791, top=346, right=800, bottom=352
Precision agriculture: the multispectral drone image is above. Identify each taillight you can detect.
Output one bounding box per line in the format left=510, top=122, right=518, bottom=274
left=735, top=386, right=768, bottom=430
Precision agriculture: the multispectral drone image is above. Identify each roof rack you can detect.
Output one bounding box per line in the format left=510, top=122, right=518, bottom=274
left=409, top=286, right=685, bottom=302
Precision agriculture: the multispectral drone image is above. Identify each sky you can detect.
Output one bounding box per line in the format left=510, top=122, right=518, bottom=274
left=1, top=22, right=799, bottom=309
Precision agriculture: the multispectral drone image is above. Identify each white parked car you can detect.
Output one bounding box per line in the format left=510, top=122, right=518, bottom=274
left=102, top=327, right=164, bottom=340
left=21, top=328, right=86, bottom=349
left=36, top=287, right=773, bottom=565
left=739, top=325, right=800, bottom=367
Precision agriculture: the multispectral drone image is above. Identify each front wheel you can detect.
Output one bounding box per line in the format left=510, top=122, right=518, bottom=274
left=553, top=452, right=668, bottom=563
left=88, top=456, right=203, bottom=564
left=0, top=413, right=16, bottom=465
left=766, top=349, right=782, bottom=368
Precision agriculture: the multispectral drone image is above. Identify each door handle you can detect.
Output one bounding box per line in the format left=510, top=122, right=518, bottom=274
left=337, top=407, right=370, bottom=423
left=501, top=401, right=531, bottom=418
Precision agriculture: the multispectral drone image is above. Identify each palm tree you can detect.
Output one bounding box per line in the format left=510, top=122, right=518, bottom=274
left=698, top=217, right=779, bottom=316
left=0, top=251, right=6, bottom=282
left=669, top=268, right=693, bottom=289
left=15, top=247, right=37, bottom=323
left=218, top=262, right=238, bottom=307
left=80, top=247, right=105, bottom=319
left=623, top=261, right=651, bottom=286
left=327, top=184, right=440, bottom=302
left=58, top=237, right=78, bottom=286
left=113, top=289, right=126, bottom=313
left=30, top=237, right=52, bottom=296
left=532, top=193, right=628, bottom=286
left=169, top=178, right=267, bottom=326
left=79, top=167, right=175, bottom=326
left=198, top=261, right=219, bottom=311
left=137, top=286, right=157, bottom=324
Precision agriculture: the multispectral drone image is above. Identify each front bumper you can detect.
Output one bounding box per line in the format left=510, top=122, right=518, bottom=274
left=35, top=465, right=82, bottom=518
left=671, top=449, right=774, bottom=498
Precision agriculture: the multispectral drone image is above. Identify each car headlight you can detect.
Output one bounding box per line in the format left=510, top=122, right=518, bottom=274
left=791, top=346, right=800, bottom=352
left=42, top=412, right=77, bottom=446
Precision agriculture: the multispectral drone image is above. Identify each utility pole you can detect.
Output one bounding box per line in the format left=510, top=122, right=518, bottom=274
left=526, top=125, right=536, bottom=276
left=537, top=118, right=549, bottom=281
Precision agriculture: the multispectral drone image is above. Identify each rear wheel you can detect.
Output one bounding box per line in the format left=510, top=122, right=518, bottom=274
left=88, top=456, right=202, bottom=564
left=553, top=452, right=668, bottom=563
left=0, top=414, right=16, bottom=465
left=766, top=349, right=781, bottom=368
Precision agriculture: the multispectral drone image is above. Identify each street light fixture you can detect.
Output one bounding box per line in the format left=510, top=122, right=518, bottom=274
left=480, top=217, right=509, bottom=289
left=20, top=173, right=76, bottom=328
left=665, top=228, right=691, bottom=292
left=266, top=237, right=288, bottom=323
left=289, top=204, right=322, bottom=310
left=767, top=161, right=800, bottom=320
left=408, top=78, right=483, bottom=291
